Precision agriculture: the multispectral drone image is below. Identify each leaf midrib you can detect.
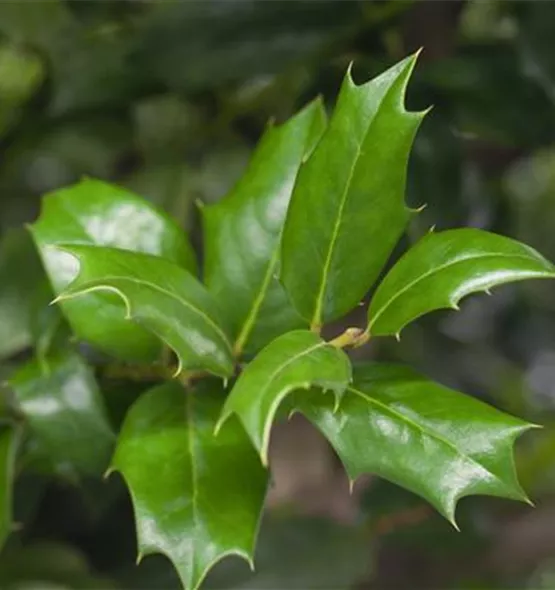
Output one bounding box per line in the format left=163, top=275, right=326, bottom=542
left=232, top=112, right=322, bottom=354
left=311, top=133, right=363, bottom=328
left=369, top=251, right=546, bottom=330
left=69, top=274, right=232, bottom=354
left=234, top=246, right=280, bottom=355
left=348, top=385, right=506, bottom=489
left=261, top=340, right=326, bottom=399
left=310, top=80, right=399, bottom=328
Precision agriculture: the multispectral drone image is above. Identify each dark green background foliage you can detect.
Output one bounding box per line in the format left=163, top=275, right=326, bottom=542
left=2, top=1, right=555, bottom=588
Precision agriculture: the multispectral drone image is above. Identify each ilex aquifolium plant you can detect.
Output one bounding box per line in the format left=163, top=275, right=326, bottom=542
left=4, top=52, right=554, bottom=590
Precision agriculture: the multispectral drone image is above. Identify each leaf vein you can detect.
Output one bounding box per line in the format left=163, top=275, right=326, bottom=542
left=234, top=246, right=280, bottom=356
left=72, top=275, right=232, bottom=354
left=311, top=136, right=363, bottom=328
left=347, top=385, right=505, bottom=488
left=369, top=251, right=543, bottom=330
left=263, top=341, right=326, bottom=396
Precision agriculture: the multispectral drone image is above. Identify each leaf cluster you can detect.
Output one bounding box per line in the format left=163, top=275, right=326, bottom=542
left=1, top=52, right=554, bottom=590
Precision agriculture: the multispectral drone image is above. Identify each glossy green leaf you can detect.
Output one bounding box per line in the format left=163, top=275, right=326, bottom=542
left=281, top=54, right=426, bottom=329
left=111, top=381, right=268, bottom=590
left=203, top=99, right=326, bottom=355
left=0, top=229, right=46, bottom=359
left=0, top=425, right=19, bottom=548
left=368, top=228, right=555, bottom=337
left=30, top=178, right=197, bottom=361
left=56, top=245, right=233, bottom=378
left=298, top=363, right=534, bottom=524
left=218, top=330, right=351, bottom=465
left=9, top=350, right=114, bottom=477
left=0, top=228, right=58, bottom=358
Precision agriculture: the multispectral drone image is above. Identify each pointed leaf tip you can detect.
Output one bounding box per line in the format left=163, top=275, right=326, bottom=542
left=281, top=54, right=426, bottom=326
left=368, top=228, right=555, bottom=336
left=57, top=245, right=234, bottom=378
left=297, top=362, right=535, bottom=524
left=30, top=178, right=197, bottom=361
left=114, top=382, right=268, bottom=590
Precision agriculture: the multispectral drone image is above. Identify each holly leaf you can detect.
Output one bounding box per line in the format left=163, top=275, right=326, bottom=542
left=30, top=178, right=197, bottom=361
left=9, top=350, right=114, bottom=478
left=203, top=99, right=326, bottom=355
left=110, top=381, right=268, bottom=590
left=0, top=425, right=19, bottom=548
left=368, top=228, right=555, bottom=337
left=0, top=228, right=50, bottom=360
left=281, top=54, right=426, bottom=329
left=297, top=363, right=535, bottom=525
left=56, top=245, right=233, bottom=378
left=217, top=330, right=351, bottom=465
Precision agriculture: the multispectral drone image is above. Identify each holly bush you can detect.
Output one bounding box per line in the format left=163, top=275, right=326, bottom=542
left=2, top=52, right=555, bottom=590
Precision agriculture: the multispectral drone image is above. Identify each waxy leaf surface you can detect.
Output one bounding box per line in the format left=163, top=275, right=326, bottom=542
left=9, top=350, right=114, bottom=477
left=112, top=381, right=268, bottom=590
left=0, top=425, right=19, bottom=548
left=298, top=363, right=533, bottom=524
left=281, top=54, right=425, bottom=328
left=368, top=228, right=555, bottom=337
left=57, top=245, right=234, bottom=378
left=30, top=178, right=196, bottom=361
left=0, top=229, right=46, bottom=359
left=218, top=330, right=351, bottom=464
left=203, top=99, right=326, bottom=354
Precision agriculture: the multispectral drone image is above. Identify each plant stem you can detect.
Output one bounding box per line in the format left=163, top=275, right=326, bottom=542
left=328, top=327, right=369, bottom=349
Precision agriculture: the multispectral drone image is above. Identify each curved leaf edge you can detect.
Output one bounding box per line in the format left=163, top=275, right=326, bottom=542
left=347, top=386, right=538, bottom=527
left=375, top=273, right=555, bottom=342
left=216, top=377, right=347, bottom=468
left=368, top=231, right=555, bottom=340
left=298, top=385, right=539, bottom=528
left=31, top=176, right=198, bottom=275
left=292, top=50, right=430, bottom=329
left=52, top=281, right=194, bottom=376
left=105, top=466, right=257, bottom=590
left=50, top=245, right=234, bottom=378
left=201, top=97, right=326, bottom=356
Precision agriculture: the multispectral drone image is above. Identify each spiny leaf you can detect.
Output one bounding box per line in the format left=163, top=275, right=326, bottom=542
left=111, top=381, right=268, bottom=590
left=203, top=99, right=326, bottom=355
left=368, top=228, right=555, bottom=337
left=56, top=245, right=234, bottom=378
left=217, top=330, right=351, bottom=465
left=9, top=350, right=114, bottom=477
left=30, top=178, right=197, bottom=361
left=281, top=53, right=426, bottom=329
left=297, top=363, right=535, bottom=525
left=0, top=425, right=19, bottom=549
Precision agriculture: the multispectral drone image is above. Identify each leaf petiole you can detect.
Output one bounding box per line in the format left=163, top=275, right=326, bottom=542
left=328, top=327, right=369, bottom=349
